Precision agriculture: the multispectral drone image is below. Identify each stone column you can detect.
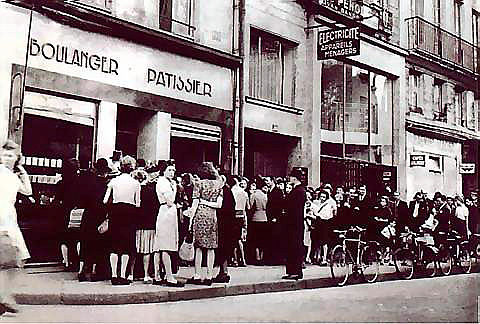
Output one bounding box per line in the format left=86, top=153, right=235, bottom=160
left=137, top=111, right=171, bottom=161
left=96, top=101, right=117, bottom=160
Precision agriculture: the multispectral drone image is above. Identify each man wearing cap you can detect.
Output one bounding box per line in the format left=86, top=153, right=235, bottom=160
left=282, top=169, right=306, bottom=280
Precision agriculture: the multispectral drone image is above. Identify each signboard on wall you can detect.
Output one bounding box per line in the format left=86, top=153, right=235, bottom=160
left=459, top=163, right=475, bottom=174
left=318, top=0, right=363, bottom=19
left=410, top=154, right=425, bottom=167
left=317, top=26, right=360, bottom=60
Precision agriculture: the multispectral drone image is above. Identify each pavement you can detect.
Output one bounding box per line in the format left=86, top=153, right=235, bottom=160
left=11, top=262, right=479, bottom=306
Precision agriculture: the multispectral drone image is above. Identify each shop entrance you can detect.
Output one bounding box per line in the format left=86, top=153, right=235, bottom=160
left=170, top=137, right=220, bottom=174
left=116, top=106, right=157, bottom=159
left=18, top=90, right=96, bottom=263
left=244, top=128, right=299, bottom=179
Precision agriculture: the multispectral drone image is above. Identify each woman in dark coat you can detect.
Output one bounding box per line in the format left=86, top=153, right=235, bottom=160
left=77, top=158, right=110, bottom=281
left=214, top=175, right=236, bottom=283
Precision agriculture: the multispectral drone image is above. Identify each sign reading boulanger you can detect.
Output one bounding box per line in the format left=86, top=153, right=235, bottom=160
left=317, top=26, right=360, bottom=60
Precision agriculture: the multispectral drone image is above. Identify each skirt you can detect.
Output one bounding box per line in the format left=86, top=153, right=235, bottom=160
left=108, top=203, right=136, bottom=255
left=136, top=230, right=156, bottom=254
left=193, top=205, right=218, bottom=249
left=153, top=205, right=179, bottom=252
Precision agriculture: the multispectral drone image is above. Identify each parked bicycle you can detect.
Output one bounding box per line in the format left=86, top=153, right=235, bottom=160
left=393, top=228, right=437, bottom=279
left=330, top=226, right=380, bottom=286
left=436, top=230, right=472, bottom=275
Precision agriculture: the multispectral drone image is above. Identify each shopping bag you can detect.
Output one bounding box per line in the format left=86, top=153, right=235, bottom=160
left=97, top=218, right=109, bottom=234
left=0, top=231, right=19, bottom=269
left=68, top=208, right=84, bottom=229
left=179, top=231, right=194, bottom=261
left=381, top=224, right=396, bottom=239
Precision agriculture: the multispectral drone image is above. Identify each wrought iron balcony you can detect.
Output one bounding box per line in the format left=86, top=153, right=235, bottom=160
left=406, top=16, right=478, bottom=74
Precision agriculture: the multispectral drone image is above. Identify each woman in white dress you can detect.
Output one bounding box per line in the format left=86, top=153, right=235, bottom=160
left=152, top=161, right=184, bottom=287
left=0, top=140, right=32, bottom=315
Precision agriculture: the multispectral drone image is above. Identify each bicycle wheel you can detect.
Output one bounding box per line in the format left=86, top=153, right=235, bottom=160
left=393, top=247, right=414, bottom=280
left=437, top=244, right=452, bottom=276
left=422, top=246, right=437, bottom=277
left=330, top=245, right=351, bottom=286
left=361, top=244, right=379, bottom=283
left=458, top=244, right=472, bottom=274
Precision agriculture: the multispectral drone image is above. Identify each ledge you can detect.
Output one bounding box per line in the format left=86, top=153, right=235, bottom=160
left=406, top=114, right=480, bottom=142
left=245, top=96, right=304, bottom=115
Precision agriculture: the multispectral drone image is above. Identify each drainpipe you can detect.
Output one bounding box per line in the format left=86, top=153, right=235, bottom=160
left=237, top=0, right=245, bottom=175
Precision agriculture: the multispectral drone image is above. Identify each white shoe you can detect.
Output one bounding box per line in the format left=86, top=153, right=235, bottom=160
left=144, top=276, right=153, bottom=283
left=127, top=275, right=134, bottom=282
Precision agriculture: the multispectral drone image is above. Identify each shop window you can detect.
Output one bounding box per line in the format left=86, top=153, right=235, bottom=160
left=66, top=0, right=112, bottom=12
left=249, top=28, right=296, bottom=106
left=321, top=60, right=386, bottom=133
left=427, top=155, right=442, bottom=173
left=159, top=0, right=194, bottom=38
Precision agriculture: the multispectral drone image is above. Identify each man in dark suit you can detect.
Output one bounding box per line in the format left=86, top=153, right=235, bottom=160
left=434, top=193, right=453, bottom=236
left=408, top=191, right=429, bottom=232
left=282, top=169, right=306, bottom=280
left=350, top=184, right=373, bottom=230
left=265, top=176, right=286, bottom=265
left=390, top=191, right=410, bottom=235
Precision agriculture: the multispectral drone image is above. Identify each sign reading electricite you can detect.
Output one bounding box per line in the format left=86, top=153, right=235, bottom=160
left=317, top=26, right=360, bottom=60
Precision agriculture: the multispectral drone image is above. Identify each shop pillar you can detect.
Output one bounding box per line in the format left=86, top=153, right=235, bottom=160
left=137, top=111, right=171, bottom=161
left=96, top=101, right=117, bottom=160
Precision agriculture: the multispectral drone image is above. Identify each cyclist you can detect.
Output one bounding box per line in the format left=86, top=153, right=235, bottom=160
left=432, top=192, right=453, bottom=243
left=408, top=191, right=429, bottom=233
left=390, top=191, right=410, bottom=236
left=372, top=195, right=395, bottom=264
left=453, top=195, right=469, bottom=240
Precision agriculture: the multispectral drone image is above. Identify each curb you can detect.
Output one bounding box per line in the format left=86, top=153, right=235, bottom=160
left=15, top=264, right=479, bottom=305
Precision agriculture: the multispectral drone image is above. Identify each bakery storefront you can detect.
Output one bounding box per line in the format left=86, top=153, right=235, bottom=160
left=2, top=7, right=235, bottom=262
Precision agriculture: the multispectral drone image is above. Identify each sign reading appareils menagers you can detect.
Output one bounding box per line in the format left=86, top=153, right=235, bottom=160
left=317, top=26, right=360, bottom=60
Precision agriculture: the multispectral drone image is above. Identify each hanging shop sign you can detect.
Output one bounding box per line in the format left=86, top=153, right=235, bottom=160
left=410, top=154, right=426, bottom=167
left=317, top=26, right=360, bottom=60
left=459, top=163, right=475, bottom=174
left=318, top=0, right=363, bottom=19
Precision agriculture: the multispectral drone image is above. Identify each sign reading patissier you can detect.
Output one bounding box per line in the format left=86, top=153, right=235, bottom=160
left=25, top=12, right=231, bottom=110
left=317, top=26, right=360, bottom=60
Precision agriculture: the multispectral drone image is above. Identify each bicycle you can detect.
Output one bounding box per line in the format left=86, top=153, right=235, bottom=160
left=470, top=233, right=480, bottom=262
left=393, top=228, right=437, bottom=279
left=436, top=230, right=472, bottom=275
left=330, top=226, right=380, bottom=286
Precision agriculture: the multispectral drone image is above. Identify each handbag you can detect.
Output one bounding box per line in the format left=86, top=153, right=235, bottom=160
left=68, top=208, right=85, bottom=229
left=179, top=231, right=194, bottom=261
left=0, top=231, right=20, bottom=269
left=97, top=218, right=109, bottom=234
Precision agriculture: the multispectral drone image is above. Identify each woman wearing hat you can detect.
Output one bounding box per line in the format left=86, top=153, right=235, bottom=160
left=77, top=158, right=111, bottom=282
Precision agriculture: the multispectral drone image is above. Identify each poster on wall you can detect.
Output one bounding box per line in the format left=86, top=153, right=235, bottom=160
left=410, top=154, right=425, bottom=167
left=459, top=163, right=475, bottom=174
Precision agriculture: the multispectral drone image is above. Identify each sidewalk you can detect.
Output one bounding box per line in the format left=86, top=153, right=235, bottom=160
left=11, top=263, right=405, bottom=305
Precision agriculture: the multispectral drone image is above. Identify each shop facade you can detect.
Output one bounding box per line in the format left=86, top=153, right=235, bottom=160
left=300, top=0, right=406, bottom=193
left=403, top=0, right=480, bottom=200
left=240, top=0, right=307, bottom=179
left=1, top=2, right=239, bottom=262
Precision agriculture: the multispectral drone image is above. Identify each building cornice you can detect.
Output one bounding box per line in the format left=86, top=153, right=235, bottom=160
left=406, top=114, right=480, bottom=142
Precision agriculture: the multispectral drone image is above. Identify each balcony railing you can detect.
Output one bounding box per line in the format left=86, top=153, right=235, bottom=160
left=406, top=16, right=478, bottom=74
